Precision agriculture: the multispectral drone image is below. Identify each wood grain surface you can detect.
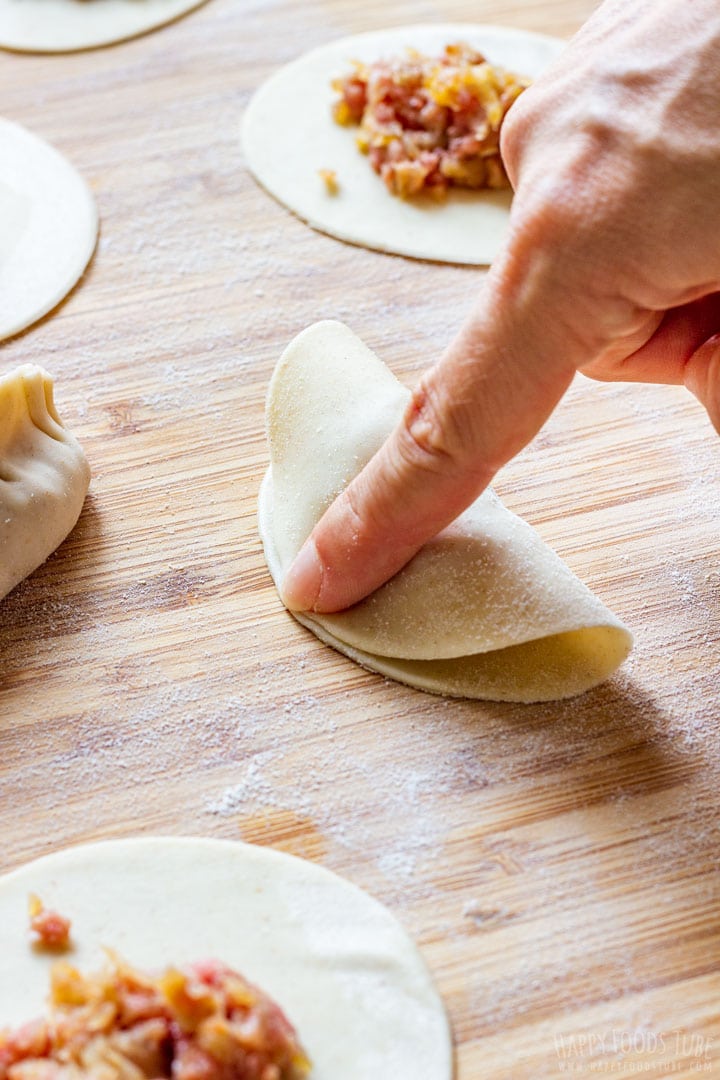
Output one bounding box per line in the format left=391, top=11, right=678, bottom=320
left=1, top=1, right=719, bottom=1077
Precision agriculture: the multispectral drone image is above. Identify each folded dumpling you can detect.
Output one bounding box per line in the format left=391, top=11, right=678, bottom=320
left=258, top=321, right=632, bottom=702
left=0, top=365, right=90, bottom=600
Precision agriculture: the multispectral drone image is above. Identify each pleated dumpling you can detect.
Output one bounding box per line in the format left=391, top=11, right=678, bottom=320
left=259, top=321, right=632, bottom=703
left=0, top=365, right=90, bottom=600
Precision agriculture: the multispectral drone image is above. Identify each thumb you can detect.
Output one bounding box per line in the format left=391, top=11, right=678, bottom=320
left=684, top=334, right=720, bottom=434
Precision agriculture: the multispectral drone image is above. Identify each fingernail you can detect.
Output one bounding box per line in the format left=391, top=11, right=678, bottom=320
left=282, top=539, right=323, bottom=611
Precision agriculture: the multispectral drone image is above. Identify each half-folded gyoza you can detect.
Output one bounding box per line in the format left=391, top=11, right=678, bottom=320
left=259, top=321, right=631, bottom=702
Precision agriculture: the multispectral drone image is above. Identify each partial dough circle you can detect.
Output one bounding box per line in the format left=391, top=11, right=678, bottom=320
left=259, top=321, right=632, bottom=702
left=0, top=837, right=453, bottom=1080
left=0, top=0, right=209, bottom=52
left=0, top=119, right=97, bottom=340
left=242, top=24, right=566, bottom=265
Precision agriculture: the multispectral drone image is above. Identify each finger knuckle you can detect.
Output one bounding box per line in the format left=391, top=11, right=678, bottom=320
left=341, top=484, right=373, bottom=543
left=396, top=378, right=463, bottom=477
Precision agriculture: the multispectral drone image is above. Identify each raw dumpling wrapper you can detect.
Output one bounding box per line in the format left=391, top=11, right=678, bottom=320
left=0, top=365, right=90, bottom=600
left=242, top=24, right=566, bottom=265
left=0, top=118, right=97, bottom=342
left=0, top=837, right=452, bottom=1080
left=258, top=321, right=632, bottom=702
left=0, top=0, right=209, bottom=53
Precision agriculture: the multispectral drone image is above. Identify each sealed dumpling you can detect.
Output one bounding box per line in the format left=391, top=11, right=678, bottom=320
left=258, top=321, right=632, bottom=702
left=0, top=365, right=90, bottom=600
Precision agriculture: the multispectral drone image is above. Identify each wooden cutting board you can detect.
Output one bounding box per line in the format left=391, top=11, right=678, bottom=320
left=1, top=1, right=719, bottom=1076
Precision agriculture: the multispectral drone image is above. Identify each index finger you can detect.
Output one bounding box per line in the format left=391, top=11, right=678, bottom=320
left=281, top=249, right=581, bottom=614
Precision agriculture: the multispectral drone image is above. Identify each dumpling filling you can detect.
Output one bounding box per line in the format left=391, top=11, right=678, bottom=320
left=28, top=896, right=72, bottom=952
left=332, top=41, right=529, bottom=197
left=0, top=956, right=310, bottom=1080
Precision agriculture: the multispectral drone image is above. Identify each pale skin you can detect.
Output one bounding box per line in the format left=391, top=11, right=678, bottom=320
left=283, top=0, right=720, bottom=614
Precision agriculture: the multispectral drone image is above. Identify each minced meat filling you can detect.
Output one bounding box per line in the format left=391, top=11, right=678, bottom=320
left=332, top=42, right=529, bottom=198
left=28, top=896, right=72, bottom=952
left=0, top=956, right=310, bottom=1080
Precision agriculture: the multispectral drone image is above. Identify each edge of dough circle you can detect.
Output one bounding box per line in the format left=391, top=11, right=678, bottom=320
left=242, top=23, right=567, bottom=265
left=0, top=836, right=453, bottom=1080
left=0, top=0, right=210, bottom=53
left=0, top=118, right=97, bottom=342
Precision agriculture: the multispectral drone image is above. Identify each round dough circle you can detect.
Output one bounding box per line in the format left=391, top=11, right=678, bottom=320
left=241, top=24, right=566, bottom=265
left=0, top=837, right=453, bottom=1080
left=0, top=119, right=97, bottom=341
left=0, top=0, right=209, bottom=52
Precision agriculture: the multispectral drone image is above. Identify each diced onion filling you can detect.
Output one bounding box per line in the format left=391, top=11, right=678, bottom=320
left=332, top=42, right=529, bottom=197
left=0, top=956, right=310, bottom=1080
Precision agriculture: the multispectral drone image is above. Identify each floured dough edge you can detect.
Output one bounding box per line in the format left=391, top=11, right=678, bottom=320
left=0, top=118, right=97, bottom=341
left=259, top=472, right=631, bottom=703
left=0, top=365, right=90, bottom=600
left=0, top=0, right=210, bottom=53
left=241, top=24, right=566, bottom=265
left=0, top=837, right=453, bottom=1080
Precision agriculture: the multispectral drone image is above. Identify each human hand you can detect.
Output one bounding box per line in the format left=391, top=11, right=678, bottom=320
left=282, top=0, right=720, bottom=614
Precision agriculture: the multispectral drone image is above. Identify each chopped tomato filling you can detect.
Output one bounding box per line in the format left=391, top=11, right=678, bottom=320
left=0, top=956, right=310, bottom=1080
left=28, top=896, right=71, bottom=952
left=332, top=41, right=529, bottom=197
